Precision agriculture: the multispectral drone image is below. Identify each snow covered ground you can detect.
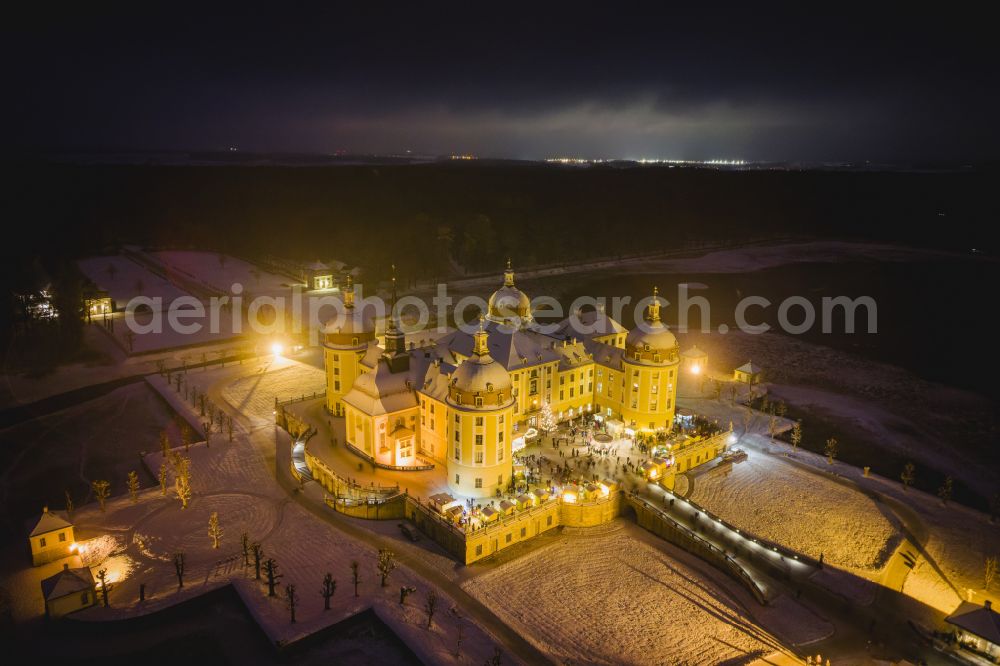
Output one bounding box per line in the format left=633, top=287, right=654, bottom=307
left=677, top=329, right=995, bottom=502
left=0, top=382, right=183, bottom=540
left=688, top=453, right=900, bottom=573
left=77, top=255, right=192, bottom=309
left=463, top=519, right=827, bottom=665
left=153, top=250, right=296, bottom=299
left=219, top=358, right=326, bottom=425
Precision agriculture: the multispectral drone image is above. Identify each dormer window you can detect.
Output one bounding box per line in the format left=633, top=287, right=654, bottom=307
left=352, top=337, right=359, bottom=346
left=475, top=397, right=483, bottom=407
left=486, top=382, right=493, bottom=392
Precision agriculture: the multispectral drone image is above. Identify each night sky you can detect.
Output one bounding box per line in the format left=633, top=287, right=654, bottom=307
left=6, top=5, right=997, bottom=162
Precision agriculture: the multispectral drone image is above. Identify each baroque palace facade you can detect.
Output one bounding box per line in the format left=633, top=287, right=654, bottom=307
left=322, top=265, right=680, bottom=498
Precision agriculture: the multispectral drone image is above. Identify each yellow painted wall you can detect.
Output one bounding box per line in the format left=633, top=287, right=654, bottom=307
left=46, top=588, right=95, bottom=618
left=31, top=527, right=75, bottom=567
left=325, top=346, right=367, bottom=416
left=447, top=401, right=515, bottom=498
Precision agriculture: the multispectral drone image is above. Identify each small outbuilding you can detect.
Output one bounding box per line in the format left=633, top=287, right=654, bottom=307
left=429, top=493, right=460, bottom=514
left=29, top=506, right=75, bottom=566
left=946, top=599, right=1000, bottom=660
left=41, top=563, right=96, bottom=619
left=680, top=346, right=708, bottom=375
left=733, top=361, right=762, bottom=385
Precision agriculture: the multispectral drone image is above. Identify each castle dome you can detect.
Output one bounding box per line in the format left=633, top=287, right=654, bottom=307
left=448, top=320, right=514, bottom=408
left=624, top=287, right=679, bottom=364
left=486, top=260, right=532, bottom=326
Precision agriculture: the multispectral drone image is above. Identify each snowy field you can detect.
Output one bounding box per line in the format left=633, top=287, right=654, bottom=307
left=689, top=453, right=900, bottom=572
left=219, top=359, right=326, bottom=424
left=677, top=329, right=995, bottom=502
left=0, top=382, right=182, bottom=541
left=77, top=255, right=192, bottom=309
left=463, top=520, right=828, bottom=665
left=154, top=250, right=295, bottom=299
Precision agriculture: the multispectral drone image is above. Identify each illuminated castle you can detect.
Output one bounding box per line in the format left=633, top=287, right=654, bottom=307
left=323, top=264, right=679, bottom=498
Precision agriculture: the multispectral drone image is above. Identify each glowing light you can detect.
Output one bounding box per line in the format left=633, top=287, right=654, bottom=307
left=271, top=342, right=284, bottom=357
left=69, top=542, right=79, bottom=552
left=563, top=491, right=578, bottom=504
left=690, top=364, right=701, bottom=375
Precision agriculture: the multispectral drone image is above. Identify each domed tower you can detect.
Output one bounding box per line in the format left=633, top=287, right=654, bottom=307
left=486, top=259, right=532, bottom=328
left=620, top=287, right=680, bottom=432
left=324, top=275, right=376, bottom=416
left=446, top=318, right=515, bottom=498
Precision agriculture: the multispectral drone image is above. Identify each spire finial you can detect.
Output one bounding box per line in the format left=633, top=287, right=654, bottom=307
left=344, top=274, right=355, bottom=308
left=473, top=315, right=489, bottom=355
left=648, top=285, right=661, bottom=323
left=503, top=259, right=515, bottom=287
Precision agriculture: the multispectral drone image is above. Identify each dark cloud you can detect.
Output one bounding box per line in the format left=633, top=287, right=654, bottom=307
left=5, top=4, right=997, bottom=161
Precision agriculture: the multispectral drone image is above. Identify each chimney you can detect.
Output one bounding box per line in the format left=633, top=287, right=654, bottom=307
left=63, top=563, right=69, bottom=571
left=43, top=505, right=49, bottom=514
left=987, top=600, right=993, bottom=610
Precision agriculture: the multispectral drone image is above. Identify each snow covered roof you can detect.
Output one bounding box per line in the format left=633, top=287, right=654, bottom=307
left=735, top=361, right=762, bottom=374
left=343, top=358, right=419, bottom=416
left=306, top=260, right=331, bottom=272
left=30, top=508, right=72, bottom=537
left=41, top=565, right=94, bottom=600
left=553, top=309, right=627, bottom=340
left=429, top=492, right=455, bottom=505
left=681, top=346, right=708, bottom=359
left=946, top=600, right=1000, bottom=644
left=583, top=338, right=624, bottom=371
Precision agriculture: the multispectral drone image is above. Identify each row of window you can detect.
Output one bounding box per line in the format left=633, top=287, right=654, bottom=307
left=455, top=473, right=504, bottom=488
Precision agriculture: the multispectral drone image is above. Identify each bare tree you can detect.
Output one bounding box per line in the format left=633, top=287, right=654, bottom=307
left=449, top=606, right=465, bottom=657
left=321, top=573, right=337, bottom=610
left=824, top=437, right=838, bottom=464
left=900, top=462, right=916, bottom=491
left=790, top=421, right=802, bottom=452
left=96, top=568, right=111, bottom=607
left=208, top=512, right=223, bottom=549
left=181, top=424, right=192, bottom=451
left=173, top=552, right=186, bottom=588
left=377, top=549, right=396, bottom=587
left=938, top=476, right=954, bottom=505
left=92, top=480, right=111, bottom=512
left=159, top=430, right=171, bottom=457
left=127, top=471, right=139, bottom=503
left=241, top=531, right=250, bottom=567
left=252, top=543, right=264, bottom=580
left=226, top=416, right=234, bottom=442
left=285, top=584, right=297, bottom=623
left=485, top=647, right=503, bottom=666
left=399, top=585, right=416, bottom=605
left=173, top=455, right=192, bottom=509
left=351, top=560, right=361, bottom=597
left=159, top=463, right=168, bottom=495
left=424, top=590, right=438, bottom=629
left=64, top=490, right=74, bottom=521
left=264, top=558, right=282, bottom=597
left=985, top=556, right=998, bottom=591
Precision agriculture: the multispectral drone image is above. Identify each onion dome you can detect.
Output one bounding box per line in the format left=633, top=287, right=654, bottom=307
left=486, top=259, right=532, bottom=326
left=323, top=275, right=375, bottom=348
left=624, top=286, right=679, bottom=364
left=448, top=318, right=514, bottom=409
